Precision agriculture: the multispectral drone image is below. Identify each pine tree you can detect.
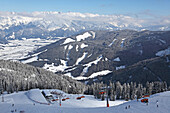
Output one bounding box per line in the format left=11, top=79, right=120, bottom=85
left=115, top=81, right=122, bottom=99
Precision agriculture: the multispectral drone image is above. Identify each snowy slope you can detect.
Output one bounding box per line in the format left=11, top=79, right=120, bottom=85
left=27, top=89, right=48, bottom=104
left=156, top=47, right=170, bottom=57
left=0, top=90, right=170, bottom=113
left=0, top=89, right=170, bottom=113
left=0, top=38, right=58, bottom=60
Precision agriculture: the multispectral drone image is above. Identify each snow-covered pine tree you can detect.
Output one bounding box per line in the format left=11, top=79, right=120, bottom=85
left=115, top=81, right=122, bottom=99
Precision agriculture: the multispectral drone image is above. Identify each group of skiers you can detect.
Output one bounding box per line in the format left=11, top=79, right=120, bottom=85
left=125, top=100, right=159, bottom=110
left=146, top=100, right=159, bottom=107
left=125, top=105, right=131, bottom=109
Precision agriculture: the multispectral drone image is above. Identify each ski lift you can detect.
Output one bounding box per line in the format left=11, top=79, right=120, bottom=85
left=141, top=98, right=148, bottom=103
left=80, top=96, right=85, bottom=98
left=99, top=91, right=106, bottom=94
left=142, top=94, right=150, bottom=98
left=52, top=99, right=56, bottom=101
left=76, top=97, right=82, bottom=100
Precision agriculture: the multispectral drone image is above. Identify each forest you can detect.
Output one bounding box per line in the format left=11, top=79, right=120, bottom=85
left=0, top=60, right=169, bottom=101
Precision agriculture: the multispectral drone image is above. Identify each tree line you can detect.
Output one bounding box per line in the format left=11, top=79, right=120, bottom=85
left=85, top=81, right=169, bottom=101
left=0, top=60, right=86, bottom=95
left=0, top=60, right=169, bottom=102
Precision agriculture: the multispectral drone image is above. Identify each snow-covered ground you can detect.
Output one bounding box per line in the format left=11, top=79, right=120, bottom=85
left=0, top=38, right=59, bottom=60
left=74, top=70, right=112, bottom=80
left=0, top=89, right=170, bottom=113
left=156, top=47, right=170, bottom=57
left=76, top=32, right=92, bottom=41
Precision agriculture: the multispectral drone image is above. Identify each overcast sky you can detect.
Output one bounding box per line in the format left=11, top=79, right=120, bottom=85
left=0, top=0, right=170, bottom=18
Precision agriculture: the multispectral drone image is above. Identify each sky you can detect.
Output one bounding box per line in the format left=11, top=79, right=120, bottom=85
left=0, top=0, right=170, bottom=18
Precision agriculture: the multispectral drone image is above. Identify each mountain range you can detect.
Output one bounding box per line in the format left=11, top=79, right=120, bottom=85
left=0, top=11, right=170, bottom=44
left=22, top=30, right=170, bottom=85
left=0, top=11, right=170, bottom=86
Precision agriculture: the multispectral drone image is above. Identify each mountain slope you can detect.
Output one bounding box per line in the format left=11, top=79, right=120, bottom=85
left=24, top=30, right=170, bottom=84
left=87, top=55, right=170, bottom=85
left=0, top=60, right=86, bottom=94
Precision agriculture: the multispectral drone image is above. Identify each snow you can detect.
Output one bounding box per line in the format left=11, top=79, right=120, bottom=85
left=159, top=39, right=166, bottom=44
left=75, top=52, right=88, bottom=65
left=80, top=43, right=88, bottom=48
left=76, top=32, right=92, bottom=41
left=0, top=89, right=170, bottom=113
left=27, top=89, right=48, bottom=104
left=87, top=54, right=92, bottom=58
left=64, top=73, right=73, bottom=78
left=0, top=11, right=169, bottom=33
left=113, top=57, right=120, bottom=61
left=76, top=45, right=79, bottom=51
left=62, top=38, right=75, bottom=45
left=65, top=67, right=78, bottom=73
left=156, top=47, right=170, bottom=57
left=31, top=74, right=36, bottom=78
left=120, top=38, right=126, bottom=48
left=43, top=59, right=69, bottom=72
left=108, top=39, right=117, bottom=47
left=0, top=38, right=57, bottom=60
left=39, top=59, right=49, bottom=61
left=116, top=65, right=125, bottom=70
left=139, top=50, right=143, bottom=55
left=81, top=55, right=103, bottom=75
left=66, top=45, right=73, bottom=60
left=32, top=49, right=47, bottom=57
left=74, top=70, right=112, bottom=80
left=21, top=56, right=38, bottom=64
left=0, top=68, right=15, bottom=72
left=64, top=45, right=68, bottom=50
left=68, top=45, right=73, bottom=50
left=105, top=57, right=108, bottom=61
left=90, top=31, right=96, bottom=39
left=9, top=32, right=15, bottom=39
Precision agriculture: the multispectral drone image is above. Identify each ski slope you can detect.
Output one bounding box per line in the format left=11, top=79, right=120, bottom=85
left=0, top=89, right=170, bottom=113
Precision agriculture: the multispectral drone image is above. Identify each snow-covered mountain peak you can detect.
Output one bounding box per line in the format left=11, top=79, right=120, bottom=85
left=0, top=11, right=169, bottom=33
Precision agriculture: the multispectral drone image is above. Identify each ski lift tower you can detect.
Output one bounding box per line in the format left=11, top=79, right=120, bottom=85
left=59, top=93, right=62, bottom=106
left=100, top=86, right=111, bottom=107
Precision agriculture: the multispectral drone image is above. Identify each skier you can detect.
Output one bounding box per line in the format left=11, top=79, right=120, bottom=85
left=156, top=100, right=158, bottom=107
left=128, top=105, right=130, bottom=108
left=146, top=102, right=148, bottom=106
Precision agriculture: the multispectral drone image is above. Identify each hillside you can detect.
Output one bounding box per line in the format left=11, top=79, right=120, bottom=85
left=0, top=89, right=170, bottom=113
left=0, top=60, right=86, bottom=94
left=24, top=30, right=170, bottom=85
left=86, top=55, right=170, bottom=85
